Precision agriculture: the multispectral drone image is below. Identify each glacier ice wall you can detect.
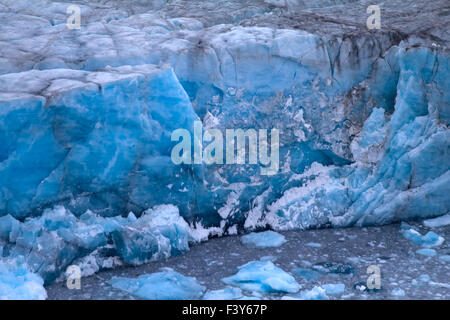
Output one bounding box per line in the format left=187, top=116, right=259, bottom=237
left=0, top=0, right=449, bottom=286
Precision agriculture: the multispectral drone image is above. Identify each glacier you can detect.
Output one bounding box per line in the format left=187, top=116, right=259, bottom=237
left=108, top=268, right=206, bottom=300
left=0, top=0, right=449, bottom=298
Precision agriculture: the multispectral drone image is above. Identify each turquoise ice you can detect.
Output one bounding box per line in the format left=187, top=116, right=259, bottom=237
left=222, top=261, right=301, bottom=294
left=108, top=268, right=205, bottom=300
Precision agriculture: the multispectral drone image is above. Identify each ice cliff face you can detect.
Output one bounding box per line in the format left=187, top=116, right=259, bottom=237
left=0, top=0, right=449, bottom=285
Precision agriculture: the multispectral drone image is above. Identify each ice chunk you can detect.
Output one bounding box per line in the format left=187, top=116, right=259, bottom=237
left=423, top=214, right=450, bottom=228
left=439, top=255, right=450, bottom=263
left=306, top=242, right=322, bottom=248
left=283, top=286, right=329, bottom=300
left=112, top=205, right=190, bottom=265
left=222, top=261, right=301, bottom=294
left=0, top=259, right=47, bottom=300
left=312, top=262, right=355, bottom=275
left=322, top=283, right=345, bottom=295
left=400, top=227, right=444, bottom=248
left=108, top=268, right=205, bottom=300
left=391, top=288, right=405, bottom=297
left=240, top=231, right=287, bottom=248
left=203, top=287, right=243, bottom=300
left=415, top=248, right=437, bottom=257
left=292, top=268, right=322, bottom=280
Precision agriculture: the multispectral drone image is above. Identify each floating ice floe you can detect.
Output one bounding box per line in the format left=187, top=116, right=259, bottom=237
left=282, top=286, right=329, bottom=300
left=108, top=268, right=205, bottom=300
left=423, top=214, right=450, bottom=228
left=222, top=261, right=301, bottom=294
left=439, top=255, right=450, bottom=263
left=400, top=224, right=444, bottom=248
left=306, top=242, right=322, bottom=248
left=0, top=259, right=47, bottom=300
left=292, top=267, right=322, bottom=280
left=391, top=288, right=405, bottom=297
left=322, top=283, right=346, bottom=295
left=415, top=248, right=437, bottom=257
left=240, top=231, right=287, bottom=248
left=203, top=287, right=243, bottom=300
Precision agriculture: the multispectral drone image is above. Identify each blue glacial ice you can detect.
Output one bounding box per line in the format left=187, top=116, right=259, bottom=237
left=282, top=286, right=329, bottom=300
left=423, top=214, right=450, bottom=228
left=108, top=268, right=205, bottom=300
left=203, top=286, right=243, bottom=300
left=240, top=231, right=287, bottom=248
left=0, top=205, right=193, bottom=285
left=112, top=204, right=191, bottom=265
left=0, top=0, right=449, bottom=292
left=0, top=259, right=47, bottom=300
left=222, top=261, right=301, bottom=294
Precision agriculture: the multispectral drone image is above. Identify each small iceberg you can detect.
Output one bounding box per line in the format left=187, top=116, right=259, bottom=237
left=423, top=214, right=450, bottom=228
left=203, top=287, right=243, bottom=300
left=108, top=268, right=205, bottom=300
left=221, top=261, right=301, bottom=294
left=240, top=231, right=287, bottom=248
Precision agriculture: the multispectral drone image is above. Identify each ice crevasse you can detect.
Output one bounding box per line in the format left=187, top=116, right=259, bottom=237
left=0, top=0, right=449, bottom=290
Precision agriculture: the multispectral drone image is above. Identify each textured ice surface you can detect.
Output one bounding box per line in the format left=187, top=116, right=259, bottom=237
left=221, top=260, right=301, bottom=293
left=241, top=231, right=287, bottom=248
left=0, top=259, right=47, bottom=300
left=312, top=262, right=355, bottom=274
left=292, top=267, right=322, bottom=280
left=203, top=286, right=243, bottom=300
left=108, top=268, right=205, bottom=300
left=391, top=288, right=405, bottom=297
